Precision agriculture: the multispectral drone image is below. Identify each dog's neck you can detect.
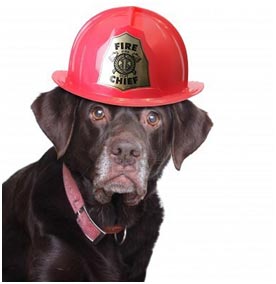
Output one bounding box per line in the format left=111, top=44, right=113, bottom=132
left=62, top=163, right=126, bottom=244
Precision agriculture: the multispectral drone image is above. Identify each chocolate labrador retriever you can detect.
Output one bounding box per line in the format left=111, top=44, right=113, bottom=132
left=2, top=87, right=212, bottom=281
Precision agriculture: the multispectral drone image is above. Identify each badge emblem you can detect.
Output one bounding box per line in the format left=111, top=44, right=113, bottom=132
left=98, top=33, right=150, bottom=91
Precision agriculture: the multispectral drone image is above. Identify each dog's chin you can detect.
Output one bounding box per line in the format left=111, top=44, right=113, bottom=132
left=94, top=177, right=146, bottom=206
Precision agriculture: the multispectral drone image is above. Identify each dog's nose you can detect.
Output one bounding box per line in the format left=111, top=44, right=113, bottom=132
left=111, top=140, right=141, bottom=166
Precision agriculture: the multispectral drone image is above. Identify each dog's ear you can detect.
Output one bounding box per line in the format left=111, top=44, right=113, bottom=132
left=31, top=87, right=79, bottom=159
left=171, top=100, right=213, bottom=170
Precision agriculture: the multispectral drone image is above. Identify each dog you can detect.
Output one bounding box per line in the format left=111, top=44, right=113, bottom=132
left=2, top=87, right=212, bottom=281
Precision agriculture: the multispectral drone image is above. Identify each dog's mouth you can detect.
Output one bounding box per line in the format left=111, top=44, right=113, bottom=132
left=93, top=174, right=147, bottom=206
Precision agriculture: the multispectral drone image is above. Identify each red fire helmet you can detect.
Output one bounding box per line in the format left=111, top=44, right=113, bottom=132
left=52, top=6, right=204, bottom=107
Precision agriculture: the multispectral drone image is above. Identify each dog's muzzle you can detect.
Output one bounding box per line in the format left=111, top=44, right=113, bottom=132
left=93, top=137, right=149, bottom=206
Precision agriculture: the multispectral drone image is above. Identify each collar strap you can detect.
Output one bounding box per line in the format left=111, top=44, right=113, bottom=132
left=62, top=163, right=124, bottom=244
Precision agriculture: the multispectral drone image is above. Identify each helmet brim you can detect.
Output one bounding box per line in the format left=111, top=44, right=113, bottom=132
left=52, top=71, right=204, bottom=107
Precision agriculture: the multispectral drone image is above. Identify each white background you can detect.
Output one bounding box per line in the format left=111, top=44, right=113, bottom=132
left=1, top=0, right=275, bottom=283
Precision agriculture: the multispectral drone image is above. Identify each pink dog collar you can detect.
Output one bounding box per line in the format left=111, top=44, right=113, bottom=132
left=62, top=164, right=126, bottom=244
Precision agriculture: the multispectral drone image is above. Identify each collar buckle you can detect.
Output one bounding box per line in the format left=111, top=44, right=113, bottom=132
left=76, top=205, right=106, bottom=244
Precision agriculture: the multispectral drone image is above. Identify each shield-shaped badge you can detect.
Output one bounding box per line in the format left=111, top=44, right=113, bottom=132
left=98, top=33, right=150, bottom=91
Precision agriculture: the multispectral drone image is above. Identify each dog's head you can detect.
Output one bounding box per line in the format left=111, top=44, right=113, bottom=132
left=32, top=87, right=212, bottom=206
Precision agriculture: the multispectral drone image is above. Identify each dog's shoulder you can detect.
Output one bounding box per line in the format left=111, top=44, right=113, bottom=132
left=3, top=148, right=61, bottom=217
left=3, top=148, right=58, bottom=193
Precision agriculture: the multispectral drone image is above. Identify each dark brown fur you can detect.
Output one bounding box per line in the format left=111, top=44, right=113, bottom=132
left=2, top=87, right=212, bottom=281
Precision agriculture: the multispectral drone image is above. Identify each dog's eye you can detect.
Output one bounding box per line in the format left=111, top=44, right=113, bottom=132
left=91, top=107, right=105, bottom=120
left=147, top=112, right=160, bottom=127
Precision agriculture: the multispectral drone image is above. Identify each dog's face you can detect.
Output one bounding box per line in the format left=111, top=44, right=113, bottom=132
left=32, top=87, right=212, bottom=206
left=62, top=99, right=173, bottom=206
